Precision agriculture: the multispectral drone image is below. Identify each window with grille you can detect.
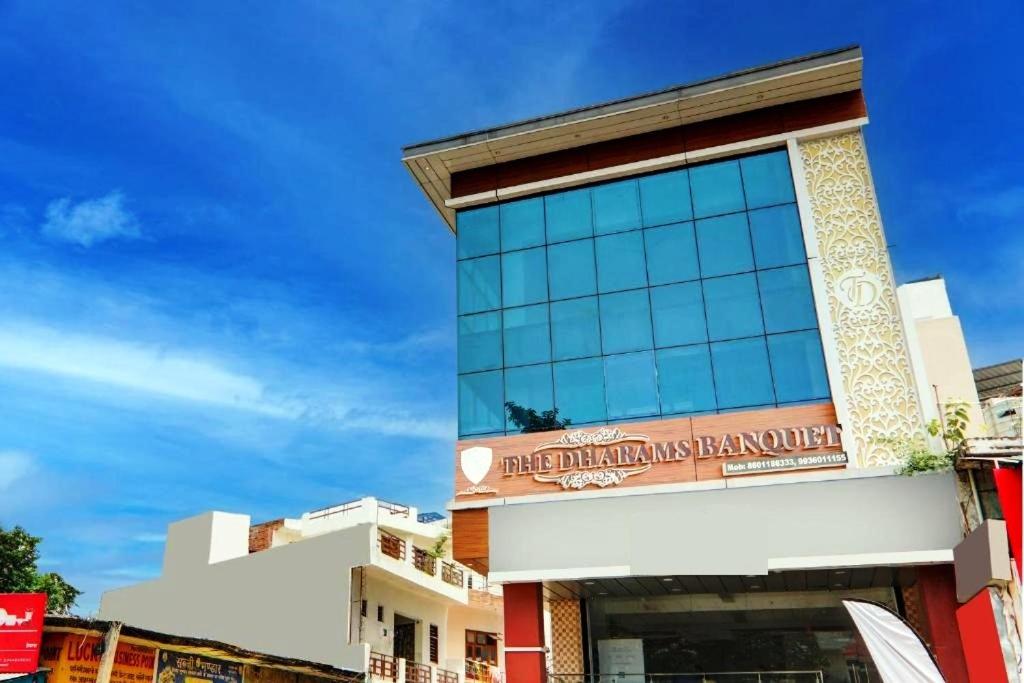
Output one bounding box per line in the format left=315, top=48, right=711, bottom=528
left=429, top=624, right=439, bottom=663
left=377, top=604, right=385, bottom=622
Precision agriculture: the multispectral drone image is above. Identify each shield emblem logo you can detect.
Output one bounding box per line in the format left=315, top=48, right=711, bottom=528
left=460, top=446, right=493, bottom=485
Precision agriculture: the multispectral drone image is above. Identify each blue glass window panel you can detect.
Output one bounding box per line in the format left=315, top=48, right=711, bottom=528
left=595, top=231, right=648, bottom=293
left=644, top=222, right=699, bottom=286
left=604, top=351, right=659, bottom=419
left=456, top=206, right=499, bottom=260
left=702, top=273, right=764, bottom=341
left=550, top=297, right=602, bottom=361
left=501, top=247, right=547, bottom=308
left=711, top=337, right=775, bottom=409
left=504, top=364, right=553, bottom=432
left=741, top=150, right=795, bottom=209
left=553, top=358, right=606, bottom=425
left=592, top=179, right=641, bottom=234
left=749, top=205, right=805, bottom=269
left=502, top=304, right=550, bottom=367
left=656, top=345, right=717, bottom=415
left=639, top=169, right=692, bottom=227
left=548, top=239, right=597, bottom=301
left=457, top=256, right=501, bottom=314
left=458, top=312, right=502, bottom=373
left=768, top=330, right=830, bottom=403
left=696, top=213, right=754, bottom=278
left=758, top=266, right=818, bottom=333
left=599, top=290, right=653, bottom=355
left=545, top=188, right=592, bottom=243
left=650, top=282, right=707, bottom=347
left=458, top=371, right=504, bottom=436
left=500, top=197, right=545, bottom=251
left=690, top=160, right=745, bottom=218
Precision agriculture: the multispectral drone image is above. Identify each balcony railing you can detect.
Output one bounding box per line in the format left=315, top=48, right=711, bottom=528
left=436, top=668, right=459, bottom=683
left=308, top=498, right=362, bottom=521
left=378, top=529, right=406, bottom=561
left=441, top=561, right=464, bottom=587
left=379, top=499, right=410, bottom=517
left=412, top=546, right=437, bottom=576
left=466, top=661, right=499, bottom=681
left=404, top=662, right=431, bottom=683
left=368, top=652, right=397, bottom=681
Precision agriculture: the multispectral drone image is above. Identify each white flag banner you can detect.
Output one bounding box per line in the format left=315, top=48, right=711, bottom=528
left=842, top=599, right=945, bottom=683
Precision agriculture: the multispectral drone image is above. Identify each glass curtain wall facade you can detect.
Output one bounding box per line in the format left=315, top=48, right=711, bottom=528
left=456, top=149, right=830, bottom=438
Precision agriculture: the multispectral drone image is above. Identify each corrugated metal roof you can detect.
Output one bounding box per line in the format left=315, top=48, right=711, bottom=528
left=974, top=359, right=1023, bottom=400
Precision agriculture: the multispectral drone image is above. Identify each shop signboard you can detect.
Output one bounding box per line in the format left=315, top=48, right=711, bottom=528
left=455, top=403, right=846, bottom=499
left=38, top=632, right=155, bottom=683
left=0, top=592, right=46, bottom=673
left=156, top=650, right=243, bottom=683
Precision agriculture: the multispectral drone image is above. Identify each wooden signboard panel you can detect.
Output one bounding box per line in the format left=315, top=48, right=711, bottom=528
left=454, top=403, right=841, bottom=501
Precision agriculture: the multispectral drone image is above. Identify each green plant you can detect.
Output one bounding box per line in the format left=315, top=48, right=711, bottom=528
left=892, top=401, right=971, bottom=476
left=427, top=533, right=449, bottom=559
left=0, top=525, right=81, bottom=614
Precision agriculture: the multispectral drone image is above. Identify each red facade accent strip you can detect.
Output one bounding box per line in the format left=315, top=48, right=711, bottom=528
left=993, top=466, right=1022, bottom=576
left=956, top=590, right=1011, bottom=683
left=450, top=91, right=866, bottom=199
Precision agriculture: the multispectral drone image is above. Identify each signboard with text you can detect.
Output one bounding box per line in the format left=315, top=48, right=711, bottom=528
left=156, top=650, right=243, bottom=683
left=454, top=403, right=846, bottom=500
left=0, top=592, right=46, bottom=673
left=39, top=632, right=155, bottom=683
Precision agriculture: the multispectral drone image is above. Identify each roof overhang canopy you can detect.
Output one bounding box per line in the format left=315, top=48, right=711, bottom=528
left=403, top=46, right=863, bottom=231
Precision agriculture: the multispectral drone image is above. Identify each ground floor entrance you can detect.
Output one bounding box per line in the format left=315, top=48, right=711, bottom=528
left=526, top=566, right=967, bottom=683
left=582, top=589, right=883, bottom=682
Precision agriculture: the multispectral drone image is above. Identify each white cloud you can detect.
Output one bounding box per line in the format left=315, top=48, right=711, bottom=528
left=0, top=321, right=453, bottom=440
left=0, top=321, right=293, bottom=417
left=0, top=450, right=33, bottom=491
left=41, top=191, right=140, bottom=246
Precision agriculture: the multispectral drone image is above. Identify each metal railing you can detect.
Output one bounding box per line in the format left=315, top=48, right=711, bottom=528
left=441, top=561, right=464, bottom=587
left=405, top=662, right=431, bottom=683
left=546, top=672, right=824, bottom=683
left=368, top=652, right=397, bottom=681
left=412, top=546, right=436, bottom=575
left=308, top=498, right=410, bottom=521
left=308, top=498, right=362, bottom=520
left=378, top=529, right=406, bottom=561
left=437, top=668, right=459, bottom=683
left=466, top=661, right=500, bottom=681
left=379, top=499, right=410, bottom=517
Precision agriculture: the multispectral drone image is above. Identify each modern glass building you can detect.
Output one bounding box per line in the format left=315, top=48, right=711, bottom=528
left=404, top=46, right=1011, bottom=683
left=456, top=149, right=829, bottom=438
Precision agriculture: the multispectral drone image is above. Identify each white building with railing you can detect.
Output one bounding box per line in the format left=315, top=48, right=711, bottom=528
left=99, top=497, right=504, bottom=683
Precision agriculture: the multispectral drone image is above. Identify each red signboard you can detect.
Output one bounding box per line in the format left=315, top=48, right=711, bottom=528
left=0, top=593, right=46, bottom=673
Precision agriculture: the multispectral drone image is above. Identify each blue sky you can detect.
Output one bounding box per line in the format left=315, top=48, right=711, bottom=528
left=0, top=1, right=1020, bottom=613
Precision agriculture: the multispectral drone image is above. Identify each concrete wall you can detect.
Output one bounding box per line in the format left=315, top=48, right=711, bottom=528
left=101, top=520, right=373, bottom=672
left=488, top=471, right=963, bottom=578
left=359, top=571, right=449, bottom=666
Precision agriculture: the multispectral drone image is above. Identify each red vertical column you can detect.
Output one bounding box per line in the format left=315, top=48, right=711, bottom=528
left=916, top=565, right=970, bottom=683
left=956, top=590, right=1011, bottom=683
left=503, top=582, right=546, bottom=683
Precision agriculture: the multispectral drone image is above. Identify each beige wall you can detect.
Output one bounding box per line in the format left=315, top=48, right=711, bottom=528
left=898, top=278, right=984, bottom=436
